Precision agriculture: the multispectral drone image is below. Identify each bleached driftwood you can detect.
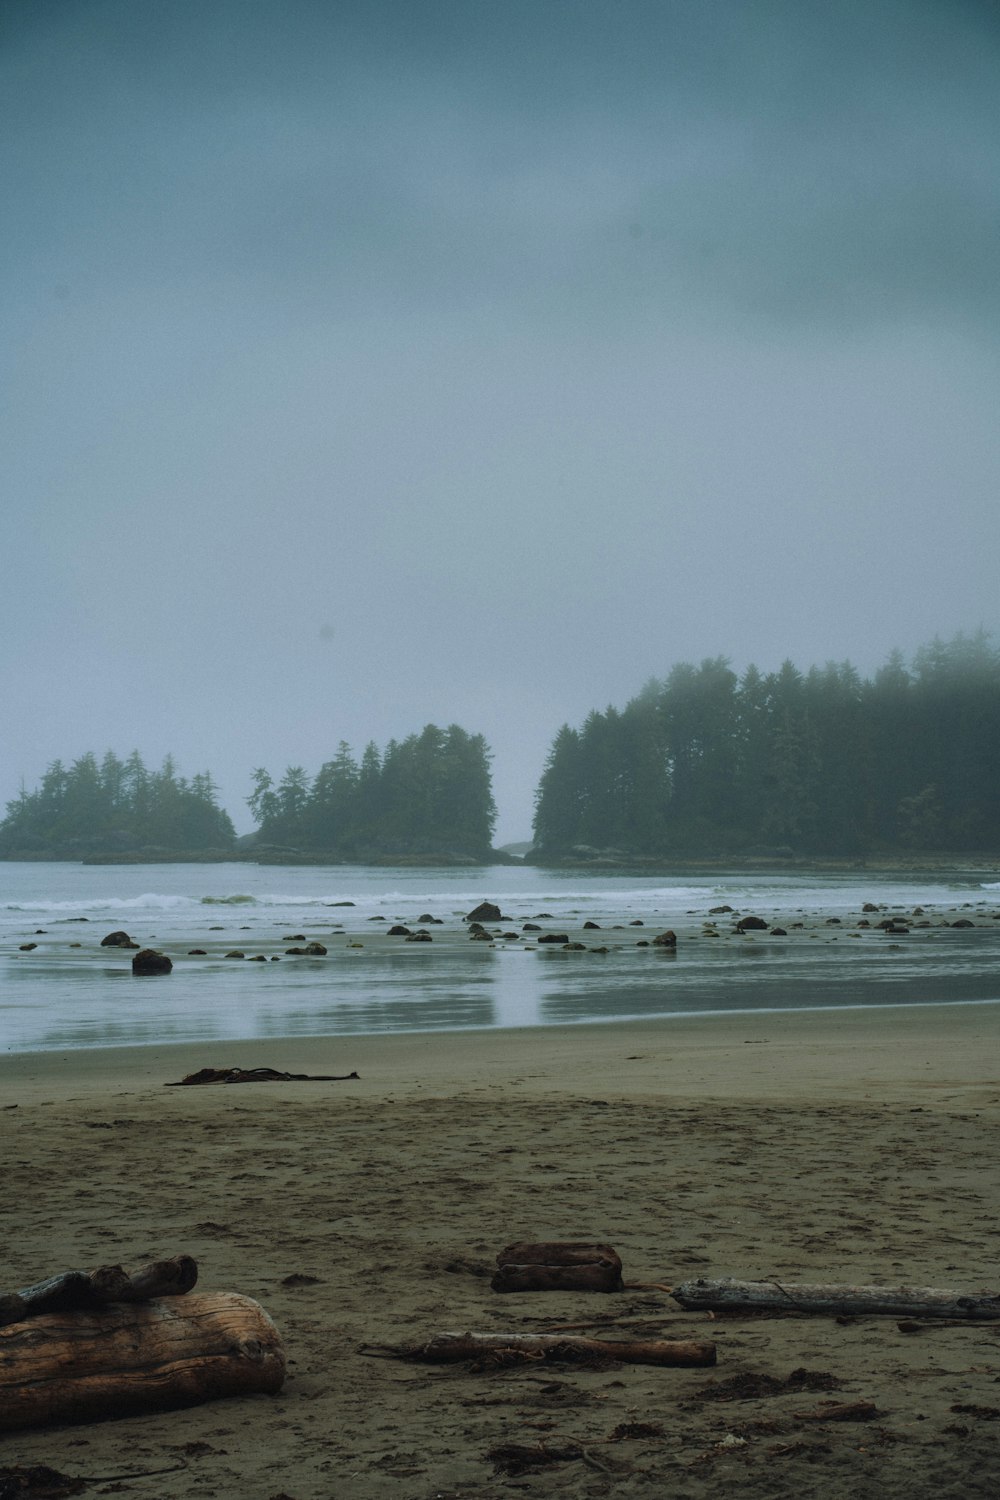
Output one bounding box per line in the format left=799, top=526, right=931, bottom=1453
left=671, top=1277, right=1000, bottom=1320
left=0, top=1256, right=197, bottom=1329
left=0, top=1292, right=285, bottom=1432
left=376, top=1331, right=716, bottom=1367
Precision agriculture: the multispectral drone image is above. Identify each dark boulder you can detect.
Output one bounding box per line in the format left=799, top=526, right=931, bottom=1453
left=303, top=942, right=328, bottom=956
left=736, top=916, right=769, bottom=932
left=652, top=930, right=677, bottom=947
left=709, top=904, right=734, bottom=915
left=101, top=930, right=137, bottom=948
left=417, top=913, right=442, bottom=924
left=388, top=925, right=412, bottom=937
left=132, top=948, right=172, bottom=975
left=466, top=901, right=502, bottom=923
left=537, top=933, right=570, bottom=944
left=405, top=931, right=433, bottom=942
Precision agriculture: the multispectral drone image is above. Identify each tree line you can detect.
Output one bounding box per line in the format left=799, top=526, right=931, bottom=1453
left=532, top=631, right=1000, bottom=859
left=3, top=632, right=999, bottom=861
left=0, top=725, right=497, bottom=860
left=247, top=724, right=496, bottom=858
left=0, top=750, right=236, bottom=856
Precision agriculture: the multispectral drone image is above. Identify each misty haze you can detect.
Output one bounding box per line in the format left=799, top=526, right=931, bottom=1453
left=3, top=0, right=998, bottom=842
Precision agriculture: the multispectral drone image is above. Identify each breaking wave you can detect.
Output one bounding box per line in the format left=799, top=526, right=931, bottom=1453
left=3, top=893, right=198, bottom=913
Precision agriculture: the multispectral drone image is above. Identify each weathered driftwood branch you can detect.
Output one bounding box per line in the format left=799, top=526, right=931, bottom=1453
left=0, top=1292, right=285, bottom=1432
left=165, top=1067, right=360, bottom=1086
left=0, top=1256, right=197, bottom=1329
left=372, top=1331, right=716, bottom=1367
left=792, top=1399, right=880, bottom=1422
left=671, top=1277, right=1000, bottom=1320
left=492, top=1241, right=624, bottom=1294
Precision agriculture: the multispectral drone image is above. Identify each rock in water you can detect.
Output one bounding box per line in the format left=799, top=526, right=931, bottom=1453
left=466, top=901, right=502, bottom=923
left=132, top=949, right=172, bottom=975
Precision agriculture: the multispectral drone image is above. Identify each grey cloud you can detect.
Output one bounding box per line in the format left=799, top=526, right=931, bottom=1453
left=2, top=0, right=999, bottom=840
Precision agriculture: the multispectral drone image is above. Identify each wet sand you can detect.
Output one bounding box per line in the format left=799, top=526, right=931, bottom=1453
left=2, top=1002, right=1000, bottom=1498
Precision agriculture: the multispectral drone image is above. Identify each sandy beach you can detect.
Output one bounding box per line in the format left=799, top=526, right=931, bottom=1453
left=2, top=1001, right=999, bottom=1499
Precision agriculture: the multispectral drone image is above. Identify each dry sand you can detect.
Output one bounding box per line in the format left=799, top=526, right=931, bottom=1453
left=2, top=1002, right=999, bottom=1499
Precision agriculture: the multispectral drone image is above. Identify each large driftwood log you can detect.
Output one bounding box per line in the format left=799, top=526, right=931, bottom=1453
left=0, top=1292, right=285, bottom=1432
left=492, top=1263, right=623, bottom=1293
left=672, top=1277, right=1000, bottom=1320
left=0, top=1256, right=197, bottom=1329
left=497, top=1242, right=622, bottom=1271
left=381, top=1331, right=716, bottom=1367
left=492, top=1241, right=624, bottom=1294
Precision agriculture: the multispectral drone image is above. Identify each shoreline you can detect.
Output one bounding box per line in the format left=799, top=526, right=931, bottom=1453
left=3, top=1000, right=996, bottom=1107
left=2, top=851, right=1000, bottom=876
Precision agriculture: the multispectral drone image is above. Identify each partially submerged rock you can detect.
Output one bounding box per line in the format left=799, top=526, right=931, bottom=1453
left=131, top=949, right=172, bottom=975
left=100, top=930, right=137, bottom=948
left=466, top=901, right=502, bottom=923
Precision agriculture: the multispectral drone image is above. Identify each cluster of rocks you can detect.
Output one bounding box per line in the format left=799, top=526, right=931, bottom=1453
left=20, top=895, right=996, bottom=981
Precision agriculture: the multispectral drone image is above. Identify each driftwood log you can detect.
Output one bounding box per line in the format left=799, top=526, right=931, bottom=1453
left=672, top=1277, right=1000, bottom=1320
left=0, top=1256, right=197, bottom=1329
left=492, top=1263, right=622, bottom=1293
left=492, top=1241, right=624, bottom=1294
left=497, top=1242, right=621, bottom=1270
left=377, top=1331, right=716, bottom=1367
left=0, top=1292, right=285, bottom=1432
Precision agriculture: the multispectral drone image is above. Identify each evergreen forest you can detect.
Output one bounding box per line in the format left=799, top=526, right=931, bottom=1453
left=531, top=632, right=1000, bottom=860
left=2, top=634, right=998, bottom=863
left=247, top=724, right=496, bottom=859
left=0, top=751, right=236, bottom=857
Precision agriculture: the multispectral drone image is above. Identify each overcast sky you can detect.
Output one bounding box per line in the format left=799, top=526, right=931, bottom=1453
left=3, top=0, right=999, bottom=842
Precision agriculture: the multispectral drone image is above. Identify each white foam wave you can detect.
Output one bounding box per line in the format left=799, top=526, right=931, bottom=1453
left=4, top=893, right=198, bottom=913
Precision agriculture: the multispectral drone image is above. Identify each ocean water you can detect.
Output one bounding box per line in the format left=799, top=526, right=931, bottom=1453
left=1, top=862, right=999, bottom=1053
